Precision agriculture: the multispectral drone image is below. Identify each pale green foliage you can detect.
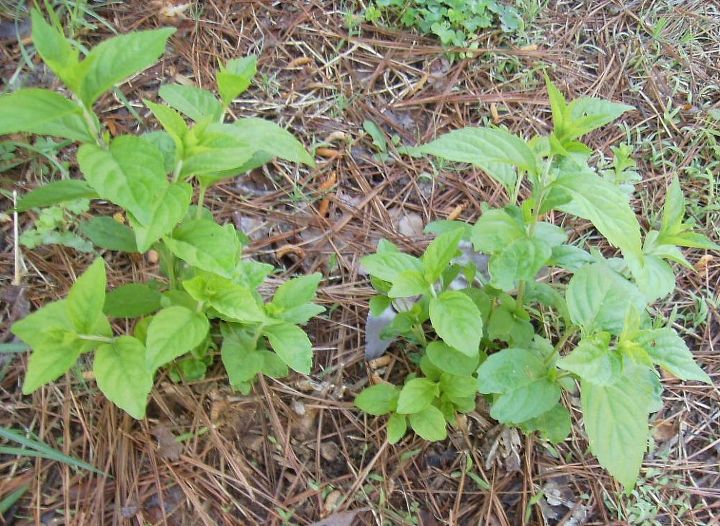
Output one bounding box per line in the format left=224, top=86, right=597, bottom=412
left=356, top=77, right=713, bottom=492
left=5, top=10, right=320, bottom=420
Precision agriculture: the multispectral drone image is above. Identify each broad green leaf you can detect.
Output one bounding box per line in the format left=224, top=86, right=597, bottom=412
left=159, top=84, right=223, bottom=122
left=422, top=229, right=463, bottom=283
left=387, top=271, right=428, bottom=298
left=260, top=350, right=289, bottom=378
left=228, top=118, right=315, bottom=167
left=519, top=404, right=571, bottom=443
left=17, top=180, right=98, bottom=212
left=635, top=328, right=711, bottom=383
left=558, top=336, right=622, bottom=385
left=486, top=302, right=534, bottom=347
left=67, top=258, right=106, bottom=334
left=94, top=336, right=152, bottom=419
left=271, top=273, right=322, bottom=310
left=0, top=89, right=93, bottom=142
left=145, top=306, right=209, bottom=371
left=78, top=216, right=137, bottom=252
left=489, top=237, right=551, bottom=291
left=30, top=9, right=79, bottom=88
left=628, top=254, right=675, bottom=302
left=549, top=244, right=595, bottom=272
left=164, top=219, right=241, bottom=278
left=361, top=251, right=423, bottom=283
left=142, top=131, right=176, bottom=172
left=659, top=231, right=720, bottom=250
left=23, top=341, right=82, bottom=395
left=217, top=56, right=257, bottom=106
left=183, top=273, right=265, bottom=323
left=76, top=28, right=176, bottom=105
left=581, top=366, right=654, bottom=492
left=397, top=378, right=438, bottom=414
left=275, top=303, right=325, bottom=325
left=387, top=413, right=407, bottom=444
left=429, top=291, right=483, bottom=357
left=426, top=341, right=480, bottom=376
left=221, top=332, right=264, bottom=388
left=564, top=97, right=634, bottom=140
left=180, top=124, right=256, bottom=179
left=533, top=222, right=568, bottom=247
left=553, top=172, right=642, bottom=257
left=471, top=208, right=525, bottom=253
left=408, top=405, right=447, bottom=441
left=477, top=347, right=560, bottom=423
left=104, top=283, right=162, bottom=318
left=263, top=322, right=313, bottom=374
left=566, top=264, right=646, bottom=335
left=355, top=383, right=399, bottom=416
left=78, top=135, right=168, bottom=225
left=439, top=373, right=477, bottom=404
left=416, top=127, right=539, bottom=191
left=131, top=183, right=193, bottom=252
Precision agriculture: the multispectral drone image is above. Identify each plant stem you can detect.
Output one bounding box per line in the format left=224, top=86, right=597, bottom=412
left=172, top=160, right=183, bottom=183
left=78, top=334, right=115, bottom=344
left=196, top=184, right=207, bottom=219
left=545, top=327, right=577, bottom=367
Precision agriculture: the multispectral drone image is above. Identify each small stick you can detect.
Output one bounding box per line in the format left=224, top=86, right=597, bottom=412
left=12, top=189, right=20, bottom=286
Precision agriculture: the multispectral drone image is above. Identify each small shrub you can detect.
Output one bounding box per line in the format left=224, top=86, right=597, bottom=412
left=356, top=76, right=717, bottom=492
left=1, top=10, right=321, bottom=419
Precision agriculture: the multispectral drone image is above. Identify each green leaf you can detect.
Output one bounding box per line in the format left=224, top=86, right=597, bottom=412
left=0, top=89, right=93, bottom=142
left=94, top=336, right=152, bottom=419
left=416, top=127, right=539, bottom=191
left=387, top=413, right=407, bottom=444
left=17, top=180, right=98, bottom=212
left=30, top=9, right=79, bottom=88
left=564, top=97, right=634, bottom=140
left=545, top=75, right=567, bottom=132
left=131, top=183, right=193, bottom=252
left=76, top=28, right=176, bottom=105
left=355, top=383, right=399, bottom=416
left=426, top=341, right=480, bottom=376
left=276, top=303, right=325, bottom=325
left=661, top=176, right=684, bottom=234
left=408, top=405, right=447, bottom=441
left=180, top=124, right=256, bottom=179
left=260, top=350, right=289, bottom=378
left=78, top=135, right=168, bottom=226
left=566, top=263, right=646, bottom=335
left=217, top=56, right=257, bottom=106
left=553, top=172, right=642, bottom=257
left=581, top=366, right=653, bottom=492
left=142, top=131, right=176, bottom=172
left=104, top=283, right=162, bottom=318
left=629, top=254, right=675, bottom=302
left=221, top=332, right=264, bottom=388
left=144, top=100, right=188, bottom=150
left=397, top=378, right=438, bottom=414
left=164, top=219, right=241, bottom=278
left=271, top=273, right=322, bottom=310
left=183, top=273, right=265, bottom=323
left=228, top=118, right=315, bottom=167
left=145, top=306, right=209, bottom=372
left=635, top=328, right=711, bottom=383
left=429, top=291, right=483, bottom=357
left=78, top=216, right=138, bottom=252
left=558, top=336, right=622, bottom=385
left=519, top=404, right=571, bottom=444
left=159, top=84, right=223, bottom=122
left=387, top=270, right=428, bottom=298
left=488, top=237, right=551, bottom=291
left=422, top=229, right=463, bottom=283
left=477, top=348, right=560, bottom=423
left=361, top=251, right=423, bottom=283
left=471, top=208, right=525, bottom=253
left=67, top=258, right=106, bottom=334
left=263, top=323, right=313, bottom=374
left=439, top=373, right=477, bottom=404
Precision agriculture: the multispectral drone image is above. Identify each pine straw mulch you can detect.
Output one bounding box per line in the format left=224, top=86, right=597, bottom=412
left=1, top=0, right=719, bottom=524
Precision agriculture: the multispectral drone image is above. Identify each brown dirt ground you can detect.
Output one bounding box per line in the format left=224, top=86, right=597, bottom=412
left=1, top=1, right=719, bottom=525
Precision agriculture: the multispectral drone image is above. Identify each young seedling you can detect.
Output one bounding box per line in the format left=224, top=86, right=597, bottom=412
left=2, top=10, right=321, bottom=419
left=356, top=76, right=717, bottom=492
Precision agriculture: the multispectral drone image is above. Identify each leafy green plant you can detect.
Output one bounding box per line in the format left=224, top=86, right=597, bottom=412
left=356, top=76, right=717, bottom=491
left=1, top=10, right=321, bottom=419
left=364, top=0, right=523, bottom=57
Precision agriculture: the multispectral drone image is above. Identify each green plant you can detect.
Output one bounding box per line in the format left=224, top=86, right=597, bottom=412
left=355, top=76, right=717, bottom=491
left=363, top=0, right=524, bottom=57
left=1, top=10, right=321, bottom=419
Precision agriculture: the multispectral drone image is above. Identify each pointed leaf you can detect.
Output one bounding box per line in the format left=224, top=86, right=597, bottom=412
left=408, top=405, right=447, bottom=441
left=67, top=258, right=106, bottom=334
left=355, top=383, right=399, bottom=416
left=429, top=291, right=483, bottom=357
left=217, top=56, right=257, bottom=106
left=145, top=306, right=209, bottom=371
left=636, top=328, right=711, bottom=383
left=159, top=84, right=223, bottom=122
left=164, top=219, right=241, bottom=278
left=17, top=180, right=98, bottom=212
left=263, top=322, right=313, bottom=374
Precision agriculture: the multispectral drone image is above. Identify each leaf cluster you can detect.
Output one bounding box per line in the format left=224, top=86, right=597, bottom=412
left=357, top=77, right=716, bottom=491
